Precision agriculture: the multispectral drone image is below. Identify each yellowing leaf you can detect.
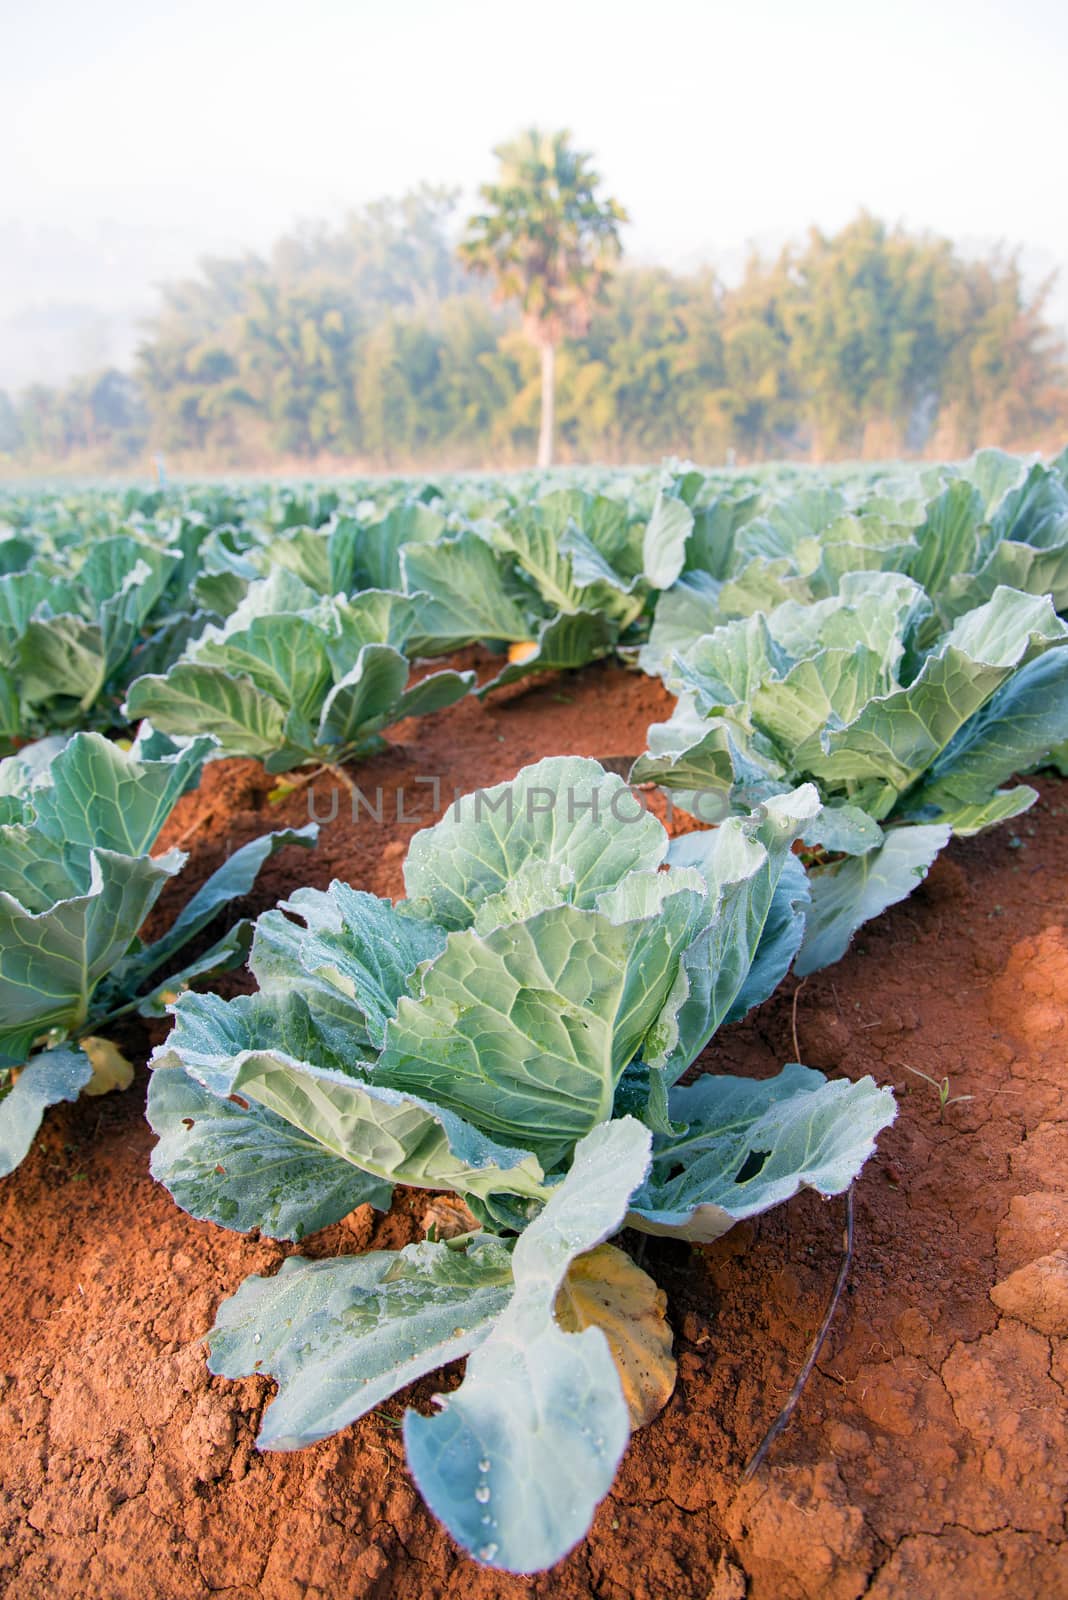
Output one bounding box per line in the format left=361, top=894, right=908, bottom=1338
left=80, top=1037, right=135, bottom=1097
left=507, top=640, right=539, bottom=665
left=422, top=1195, right=481, bottom=1241
left=554, top=1242, right=676, bottom=1429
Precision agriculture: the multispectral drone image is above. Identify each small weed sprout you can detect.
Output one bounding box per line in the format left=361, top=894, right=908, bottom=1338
left=903, top=1064, right=974, bottom=1122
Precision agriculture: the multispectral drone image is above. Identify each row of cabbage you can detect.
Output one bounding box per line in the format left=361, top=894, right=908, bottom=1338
left=2, top=446, right=1068, bottom=1575
left=9, top=491, right=1066, bottom=1183
left=4, top=448, right=1064, bottom=757
left=634, top=449, right=1068, bottom=970
left=0, top=477, right=684, bottom=752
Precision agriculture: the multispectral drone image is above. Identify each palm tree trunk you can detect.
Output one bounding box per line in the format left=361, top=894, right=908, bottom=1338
left=537, top=340, right=556, bottom=468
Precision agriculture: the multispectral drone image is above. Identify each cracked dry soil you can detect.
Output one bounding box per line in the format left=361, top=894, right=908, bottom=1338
left=1, top=658, right=1066, bottom=1600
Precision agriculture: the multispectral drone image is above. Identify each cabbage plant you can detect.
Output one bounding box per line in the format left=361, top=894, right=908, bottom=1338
left=0, top=730, right=315, bottom=1176
left=635, top=575, right=1068, bottom=972
left=907, top=451, right=1068, bottom=630
left=474, top=487, right=665, bottom=690
left=240, top=485, right=695, bottom=691
left=0, top=534, right=194, bottom=752
left=147, top=756, right=894, bottom=1573
left=125, top=571, right=475, bottom=775
left=643, top=449, right=1068, bottom=674
left=253, top=506, right=541, bottom=663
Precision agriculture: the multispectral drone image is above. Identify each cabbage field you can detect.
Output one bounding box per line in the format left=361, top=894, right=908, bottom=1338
left=2, top=450, right=1067, bottom=1597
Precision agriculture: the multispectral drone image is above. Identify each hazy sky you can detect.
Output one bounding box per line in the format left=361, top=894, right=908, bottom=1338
left=2, top=0, right=1067, bottom=379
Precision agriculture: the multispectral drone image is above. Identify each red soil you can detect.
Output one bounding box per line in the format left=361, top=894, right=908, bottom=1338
left=1, top=657, right=1066, bottom=1599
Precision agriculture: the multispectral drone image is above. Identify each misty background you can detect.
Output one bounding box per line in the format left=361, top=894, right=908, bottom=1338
left=2, top=0, right=1066, bottom=466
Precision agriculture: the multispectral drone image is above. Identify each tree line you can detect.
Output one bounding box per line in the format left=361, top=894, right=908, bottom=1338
left=2, top=182, right=1065, bottom=472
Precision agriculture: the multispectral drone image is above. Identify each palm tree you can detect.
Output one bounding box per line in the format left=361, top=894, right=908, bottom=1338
left=461, top=129, right=627, bottom=467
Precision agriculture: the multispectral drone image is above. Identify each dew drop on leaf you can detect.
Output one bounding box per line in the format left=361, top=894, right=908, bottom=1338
left=474, top=1484, right=491, bottom=1504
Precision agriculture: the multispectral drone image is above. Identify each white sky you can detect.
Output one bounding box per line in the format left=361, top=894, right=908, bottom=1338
left=2, top=0, right=1067, bottom=366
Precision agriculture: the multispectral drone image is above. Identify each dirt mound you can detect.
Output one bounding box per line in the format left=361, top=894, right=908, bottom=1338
left=1, top=661, right=1066, bottom=1599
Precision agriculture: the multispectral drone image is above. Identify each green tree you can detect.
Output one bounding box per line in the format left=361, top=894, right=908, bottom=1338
left=943, top=254, right=1067, bottom=453
left=461, top=129, right=627, bottom=467
left=575, top=267, right=724, bottom=460
left=22, top=196, right=1067, bottom=472
left=713, top=251, right=801, bottom=459
left=778, top=217, right=1068, bottom=459
left=782, top=216, right=958, bottom=458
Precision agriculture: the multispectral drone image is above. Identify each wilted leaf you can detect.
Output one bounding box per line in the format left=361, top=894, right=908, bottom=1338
left=80, top=1035, right=135, bottom=1096
left=507, top=640, right=539, bottom=665
left=423, top=1194, right=481, bottom=1240
left=554, top=1242, right=676, bottom=1429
